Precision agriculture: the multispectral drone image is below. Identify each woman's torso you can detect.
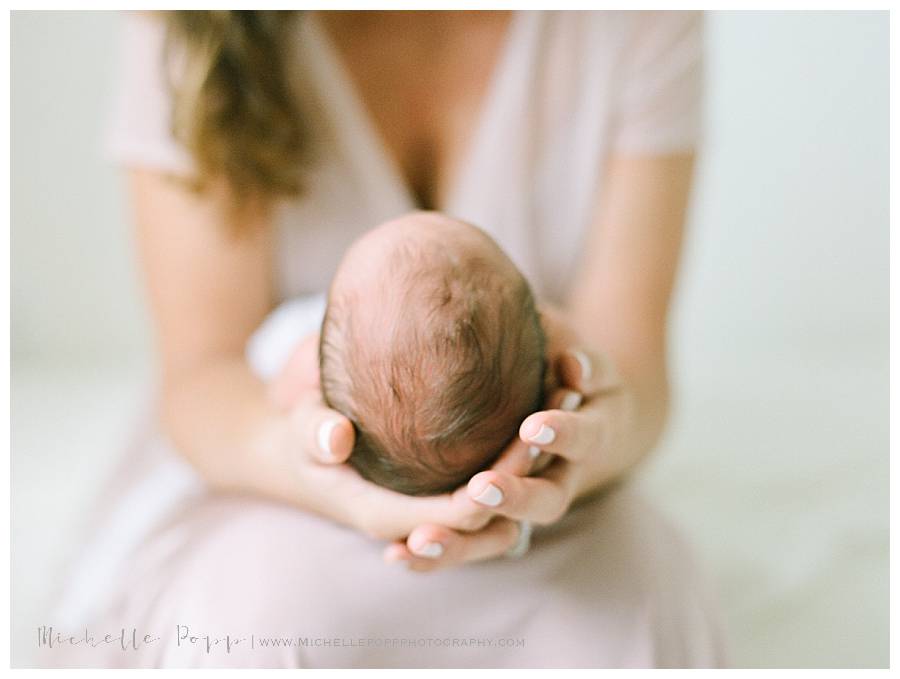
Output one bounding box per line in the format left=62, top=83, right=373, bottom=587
left=273, top=10, right=639, bottom=304
left=107, top=11, right=702, bottom=305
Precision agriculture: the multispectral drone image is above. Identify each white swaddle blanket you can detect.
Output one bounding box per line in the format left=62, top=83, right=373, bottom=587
left=53, top=295, right=327, bottom=629
left=245, top=294, right=327, bottom=382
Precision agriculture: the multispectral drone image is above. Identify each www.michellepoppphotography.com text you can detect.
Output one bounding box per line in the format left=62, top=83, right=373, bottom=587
left=37, top=625, right=526, bottom=655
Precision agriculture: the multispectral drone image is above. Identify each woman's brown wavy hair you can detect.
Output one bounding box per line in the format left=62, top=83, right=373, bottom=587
left=162, top=11, right=306, bottom=206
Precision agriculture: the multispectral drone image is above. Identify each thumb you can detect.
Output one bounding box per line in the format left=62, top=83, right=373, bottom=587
left=555, top=347, right=621, bottom=395
left=290, top=399, right=355, bottom=464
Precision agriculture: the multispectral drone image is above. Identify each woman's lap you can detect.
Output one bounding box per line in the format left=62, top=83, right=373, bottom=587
left=56, top=484, right=725, bottom=668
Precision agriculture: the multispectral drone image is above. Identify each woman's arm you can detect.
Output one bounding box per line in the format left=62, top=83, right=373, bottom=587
left=562, top=152, right=694, bottom=490
left=131, top=169, right=375, bottom=527
left=132, top=169, right=305, bottom=499
left=130, top=168, right=502, bottom=537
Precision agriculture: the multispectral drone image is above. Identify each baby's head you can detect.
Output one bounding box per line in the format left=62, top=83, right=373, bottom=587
left=319, top=212, right=546, bottom=496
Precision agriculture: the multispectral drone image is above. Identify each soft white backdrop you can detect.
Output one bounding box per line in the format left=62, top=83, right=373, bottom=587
left=11, top=10, right=889, bottom=668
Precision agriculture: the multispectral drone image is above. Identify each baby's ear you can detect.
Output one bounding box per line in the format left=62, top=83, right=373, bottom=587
left=268, top=332, right=321, bottom=410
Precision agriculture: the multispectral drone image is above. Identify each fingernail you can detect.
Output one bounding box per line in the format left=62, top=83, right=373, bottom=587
left=317, top=419, right=339, bottom=458
left=472, top=483, right=504, bottom=507
left=560, top=391, right=583, bottom=412
left=527, top=445, right=541, bottom=459
left=412, top=542, right=444, bottom=559
left=570, top=349, right=593, bottom=382
left=528, top=424, right=556, bottom=445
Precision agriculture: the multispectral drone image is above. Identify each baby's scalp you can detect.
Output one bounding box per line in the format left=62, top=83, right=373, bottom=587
left=320, top=212, right=546, bottom=495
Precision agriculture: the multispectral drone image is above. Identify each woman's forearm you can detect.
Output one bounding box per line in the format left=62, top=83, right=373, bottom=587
left=580, top=333, right=671, bottom=495
left=551, top=296, right=672, bottom=494
left=559, top=154, right=693, bottom=494
left=128, top=170, right=307, bottom=505
left=160, top=355, right=298, bottom=503
left=610, top=354, right=671, bottom=478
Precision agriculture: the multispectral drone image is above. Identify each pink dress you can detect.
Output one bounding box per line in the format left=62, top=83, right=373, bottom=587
left=49, top=11, right=725, bottom=668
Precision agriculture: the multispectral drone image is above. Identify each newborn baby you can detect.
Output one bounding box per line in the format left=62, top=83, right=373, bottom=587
left=318, top=212, right=546, bottom=495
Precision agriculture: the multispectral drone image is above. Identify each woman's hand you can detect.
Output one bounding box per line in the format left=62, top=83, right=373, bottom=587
left=383, top=309, right=640, bottom=572
left=267, top=333, right=516, bottom=541
left=373, top=153, right=694, bottom=571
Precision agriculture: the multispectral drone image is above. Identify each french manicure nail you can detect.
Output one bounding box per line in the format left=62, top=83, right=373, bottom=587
left=560, top=391, right=583, bottom=412
left=413, top=542, right=444, bottom=559
left=527, top=445, right=541, bottom=459
left=472, top=483, right=504, bottom=507
left=571, top=349, right=593, bottom=382
left=528, top=424, right=556, bottom=445
left=317, top=419, right=339, bottom=458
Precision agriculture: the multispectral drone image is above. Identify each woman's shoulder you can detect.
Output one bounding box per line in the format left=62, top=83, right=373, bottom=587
left=105, top=11, right=195, bottom=177
left=543, top=10, right=703, bottom=55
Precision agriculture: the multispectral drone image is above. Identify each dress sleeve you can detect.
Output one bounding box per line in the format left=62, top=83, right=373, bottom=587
left=103, top=12, right=195, bottom=175
left=610, top=11, right=705, bottom=155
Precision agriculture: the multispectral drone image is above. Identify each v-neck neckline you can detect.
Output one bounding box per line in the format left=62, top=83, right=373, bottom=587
left=306, top=11, right=525, bottom=215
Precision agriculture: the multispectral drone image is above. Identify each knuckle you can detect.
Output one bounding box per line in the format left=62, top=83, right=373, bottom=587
left=355, top=514, right=397, bottom=541
left=456, top=507, right=491, bottom=532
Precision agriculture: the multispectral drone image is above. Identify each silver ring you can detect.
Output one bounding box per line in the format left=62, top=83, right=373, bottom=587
left=506, top=520, right=532, bottom=558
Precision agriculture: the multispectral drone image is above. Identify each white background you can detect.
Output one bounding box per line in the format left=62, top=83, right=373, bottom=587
left=11, top=11, right=889, bottom=667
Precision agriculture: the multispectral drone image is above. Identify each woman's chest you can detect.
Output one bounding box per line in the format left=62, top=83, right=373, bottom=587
left=319, top=12, right=513, bottom=210
left=276, top=12, right=621, bottom=303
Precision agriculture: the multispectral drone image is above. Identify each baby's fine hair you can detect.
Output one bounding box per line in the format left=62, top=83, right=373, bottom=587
left=319, top=230, right=546, bottom=496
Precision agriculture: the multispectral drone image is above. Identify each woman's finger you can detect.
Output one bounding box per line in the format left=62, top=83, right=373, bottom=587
left=332, top=475, right=495, bottom=541
left=466, top=466, right=572, bottom=524
left=523, top=388, right=584, bottom=466
left=384, top=518, right=521, bottom=572
left=515, top=382, right=600, bottom=464
left=556, top=347, right=621, bottom=396
left=489, top=433, right=534, bottom=476
left=290, top=400, right=355, bottom=464
left=517, top=406, right=603, bottom=463
left=491, top=387, right=583, bottom=475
